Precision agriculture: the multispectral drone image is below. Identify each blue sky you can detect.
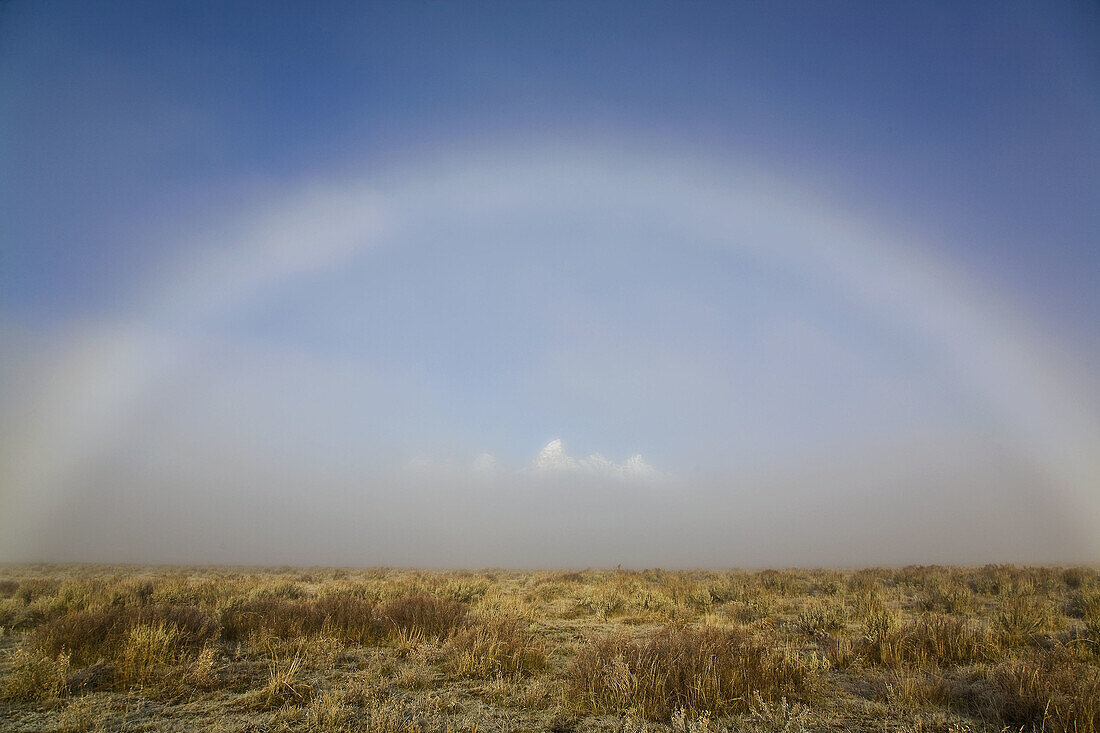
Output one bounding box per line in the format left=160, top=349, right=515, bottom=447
left=4, top=1, right=1099, bottom=325
left=1, top=1, right=1098, bottom=564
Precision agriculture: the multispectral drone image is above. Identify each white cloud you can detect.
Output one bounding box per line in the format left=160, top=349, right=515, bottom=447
left=531, top=439, right=658, bottom=480
left=472, top=453, right=499, bottom=473
left=532, top=439, right=575, bottom=471
left=386, top=441, right=658, bottom=483
left=620, top=453, right=659, bottom=480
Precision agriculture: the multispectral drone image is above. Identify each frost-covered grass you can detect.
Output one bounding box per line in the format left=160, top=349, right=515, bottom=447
left=0, top=564, right=1097, bottom=731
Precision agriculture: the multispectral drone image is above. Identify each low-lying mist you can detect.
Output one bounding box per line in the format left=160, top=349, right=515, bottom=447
left=9, top=434, right=1086, bottom=568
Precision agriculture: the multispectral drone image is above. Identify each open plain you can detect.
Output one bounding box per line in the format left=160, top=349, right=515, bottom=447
left=1, top=564, right=1097, bottom=732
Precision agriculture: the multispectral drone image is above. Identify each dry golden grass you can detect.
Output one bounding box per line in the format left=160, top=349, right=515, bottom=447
left=377, top=593, right=468, bottom=639
left=2, top=647, right=69, bottom=702
left=0, top=563, right=1096, bottom=731
left=991, top=646, right=1100, bottom=732
left=34, top=604, right=219, bottom=667
left=567, top=625, right=810, bottom=721
left=444, top=617, right=547, bottom=679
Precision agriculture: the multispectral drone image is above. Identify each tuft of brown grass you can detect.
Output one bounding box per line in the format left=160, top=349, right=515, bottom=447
left=15, top=578, right=62, bottom=604
left=2, top=647, right=70, bottom=702
left=444, top=617, right=547, bottom=679
left=567, top=625, right=810, bottom=722
left=795, top=600, right=847, bottom=635
left=377, top=593, right=468, bottom=640
left=1066, top=587, right=1100, bottom=620
left=118, top=622, right=181, bottom=685
left=858, top=611, right=997, bottom=668
left=916, top=581, right=975, bottom=615
left=219, top=595, right=381, bottom=644
left=859, top=608, right=904, bottom=666
left=258, top=643, right=313, bottom=709
left=0, top=597, right=22, bottom=629
left=187, top=643, right=219, bottom=689
left=990, top=646, right=1100, bottom=733
left=56, top=695, right=99, bottom=732
left=904, top=613, right=997, bottom=666
left=1062, top=567, right=1095, bottom=590
left=993, top=594, right=1062, bottom=647
left=248, top=580, right=306, bottom=601
left=34, top=604, right=218, bottom=667
left=876, top=667, right=950, bottom=710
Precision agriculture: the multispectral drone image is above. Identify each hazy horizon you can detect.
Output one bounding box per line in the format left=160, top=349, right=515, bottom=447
left=2, top=1, right=1099, bottom=567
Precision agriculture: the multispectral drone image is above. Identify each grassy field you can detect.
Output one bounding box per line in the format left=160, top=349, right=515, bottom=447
left=0, top=564, right=1098, bottom=732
